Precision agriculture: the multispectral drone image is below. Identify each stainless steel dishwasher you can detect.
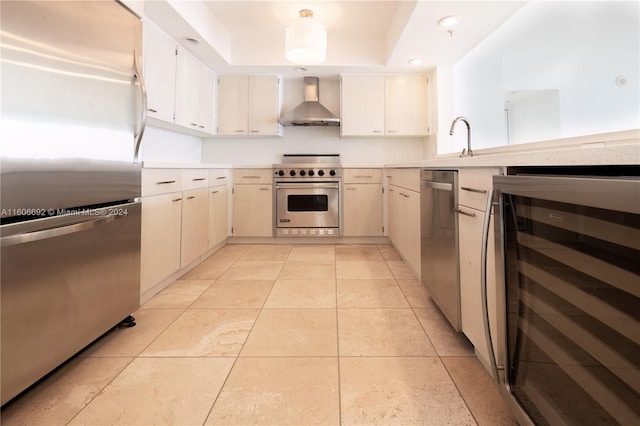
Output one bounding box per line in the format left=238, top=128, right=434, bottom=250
left=421, top=170, right=460, bottom=331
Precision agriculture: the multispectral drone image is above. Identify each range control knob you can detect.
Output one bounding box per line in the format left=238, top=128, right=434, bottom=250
left=299, top=170, right=307, bottom=176
left=278, top=170, right=285, bottom=176
left=318, top=170, right=325, bottom=176
left=289, top=170, right=296, bottom=176
left=308, top=170, right=315, bottom=176
left=329, top=169, right=336, bottom=176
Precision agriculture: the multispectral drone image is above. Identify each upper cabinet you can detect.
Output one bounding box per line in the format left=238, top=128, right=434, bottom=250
left=340, top=74, right=429, bottom=137
left=217, top=75, right=282, bottom=136
left=142, top=19, right=215, bottom=136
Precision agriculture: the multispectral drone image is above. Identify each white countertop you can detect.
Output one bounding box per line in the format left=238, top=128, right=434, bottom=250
left=141, top=162, right=233, bottom=169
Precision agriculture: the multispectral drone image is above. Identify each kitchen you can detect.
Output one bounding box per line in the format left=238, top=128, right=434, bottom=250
left=1, top=0, right=639, bottom=425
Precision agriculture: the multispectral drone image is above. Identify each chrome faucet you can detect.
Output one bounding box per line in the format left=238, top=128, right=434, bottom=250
left=449, top=116, right=473, bottom=157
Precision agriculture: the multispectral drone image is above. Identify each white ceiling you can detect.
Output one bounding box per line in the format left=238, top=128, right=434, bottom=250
left=146, top=1, right=526, bottom=79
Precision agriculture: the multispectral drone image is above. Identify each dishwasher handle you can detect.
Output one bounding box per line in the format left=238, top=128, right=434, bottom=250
left=1, top=215, right=117, bottom=247
left=422, top=180, right=453, bottom=191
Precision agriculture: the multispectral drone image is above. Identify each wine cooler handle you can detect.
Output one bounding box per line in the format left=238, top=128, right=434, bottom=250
left=481, top=189, right=499, bottom=384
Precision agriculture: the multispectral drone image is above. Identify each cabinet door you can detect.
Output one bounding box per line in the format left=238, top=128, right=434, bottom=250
left=174, top=48, right=200, bottom=130
left=141, top=192, right=182, bottom=294
left=181, top=188, right=209, bottom=267
left=232, top=185, right=272, bottom=237
left=209, top=185, right=228, bottom=248
left=248, top=75, right=281, bottom=135
left=198, top=65, right=215, bottom=134
left=143, top=20, right=176, bottom=123
left=340, top=75, right=385, bottom=136
left=385, top=74, right=428, bottom=136
left=217, top=75, right=249, bottom=135
left=343, top=184, right=383, bottom=236
left=399, top=189, right=421, bottom=275
left=387, top=186, right=398, bottom=244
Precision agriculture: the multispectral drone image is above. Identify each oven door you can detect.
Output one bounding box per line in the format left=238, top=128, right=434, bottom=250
left=275, top=182, right=339, bottom=228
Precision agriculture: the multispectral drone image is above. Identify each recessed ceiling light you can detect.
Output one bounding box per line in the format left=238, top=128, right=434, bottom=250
left=408, top=58, right=424, bottom=65
left=438, top=16, right=460, bottom=27
left=183, top=37, right=200, bottom=45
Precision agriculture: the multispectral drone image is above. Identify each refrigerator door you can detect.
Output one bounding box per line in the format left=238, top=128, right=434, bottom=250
left=0, top=0, right=143, bottom=217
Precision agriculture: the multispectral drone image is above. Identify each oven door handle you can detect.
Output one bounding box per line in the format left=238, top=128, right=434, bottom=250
left=275, top=183, right=340, bottom=190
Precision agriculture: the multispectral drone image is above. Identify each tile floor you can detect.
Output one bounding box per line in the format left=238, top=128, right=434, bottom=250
left=1, top=244, right=517, bottom=426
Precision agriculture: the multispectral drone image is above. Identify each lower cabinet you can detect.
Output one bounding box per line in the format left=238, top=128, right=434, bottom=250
left=180, top=188, right=209, bottom=268
left=232, top=184, right=272, bottom=237
left=209, top=185, right=228, bottom=248
left=140, top=192, right=182, bottom=294
left=343, top=183, right=383, bottom=236
left=387, top=183, right=421, bottom=276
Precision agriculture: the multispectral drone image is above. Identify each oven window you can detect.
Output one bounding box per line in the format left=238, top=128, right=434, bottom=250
left=287, top=195, right=328, bottom=212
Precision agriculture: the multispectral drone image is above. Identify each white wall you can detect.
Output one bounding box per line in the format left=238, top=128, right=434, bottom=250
left=202, top=77, right=428, bottom=165
left=140, top=126, right=202, bottom=163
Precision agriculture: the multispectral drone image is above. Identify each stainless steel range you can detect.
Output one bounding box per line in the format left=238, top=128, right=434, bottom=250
left=273, top=154, right=342, bottom=237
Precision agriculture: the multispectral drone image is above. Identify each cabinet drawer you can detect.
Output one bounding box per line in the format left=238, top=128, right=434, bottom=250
left=181, top=169, right=210, bottom=190
left=233, top=168, right=273, bottom=184
left=385, top=168, right=420, bottom=192
left=458, top=168, right=501, bottom=211
left=210, top=169, right=229, bottom=187
left=343, top=168, right=382, bottom=184
left=142, top=169, right=182, bottom=196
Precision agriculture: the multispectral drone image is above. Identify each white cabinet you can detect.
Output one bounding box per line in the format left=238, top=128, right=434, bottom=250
left=175, top=48, right=214, bottom=133
left=385, top=74, right=429, bottom=136
left=340, top=74, right=429, bottom=136
left=457, top=167, right=502, bottom=370
left=143, top=20, right=176, bottom=123
left=340, top=75, right=385, bottom=136
left=232, top=169, right=273, bottom=237
left=386, top=168, right=421, bottom=276
left=343, top=169, right=383, bottom=236
left=143, top=19, right=215, bottom=135
left=181, top=187, right=209, bottom=268
left=217, top=75, right=282, bottom=136
left=209, top=169, right=229, bottom=248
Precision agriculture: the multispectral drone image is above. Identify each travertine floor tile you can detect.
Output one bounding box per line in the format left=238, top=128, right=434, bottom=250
left=278, top=262, right=336, bottom=279
left=181, top=256, right=235, bottom=280
left=335, top=245, right=383, bottom=261
left=264, top=279, right=336, bottom=308
left=68, top=358, right=233, bottom=426
left=191, top=280, right=274, bottom=308
left=396, top=279, right=437, bottom=308
left=288, top=245, right=335, bottom=263
left=442, top=357, right=518, bottom=426
left=239, top=244, right=293, bottom=261
left=241, top=309, right=337, bottom=356
left=386, top=260, right=417, bottom=279
left=206, top=357, right=340, bottom=425
left=414, top=308, right=475, bottom=356
left=218, top=261, right=284, bottom=280
left=140, top=309, right=259, bottom=357
left=340, top=357, right=476, bottom=425
left=338, top=309, right=435, bottom=356
left=337, top=279, right=409, bottom=308
left=1, top=357, right=131, bottom=426
left=79, top=308, right=183, bottom=357
left=336, top=260, right=394, bottom=279
left=211, top=244, right=252, bottom=260
left=142, top=279, right=213, bottom=309
left=377, top=244, right=402, bottom=261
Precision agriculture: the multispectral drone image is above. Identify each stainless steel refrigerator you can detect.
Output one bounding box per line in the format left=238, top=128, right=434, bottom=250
left=1, top=0, right=146, bottom=405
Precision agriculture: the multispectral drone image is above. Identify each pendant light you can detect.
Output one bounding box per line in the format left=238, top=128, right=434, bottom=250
left=285, top=9, right=327, bottom=65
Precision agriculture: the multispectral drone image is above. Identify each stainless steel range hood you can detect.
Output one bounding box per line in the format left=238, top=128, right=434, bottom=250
left=279, top=77, right=340, bottom=126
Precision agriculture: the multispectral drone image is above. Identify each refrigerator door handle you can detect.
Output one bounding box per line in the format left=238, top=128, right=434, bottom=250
left=133, top=49, right=147, bottom=163
left=1, top=215, right=119, bottom=247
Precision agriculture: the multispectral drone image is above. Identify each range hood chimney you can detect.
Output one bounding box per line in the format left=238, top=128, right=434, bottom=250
left=279, top=76, right=340, bottom=126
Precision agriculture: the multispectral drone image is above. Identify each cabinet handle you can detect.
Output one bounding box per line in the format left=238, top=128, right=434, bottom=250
left=199, top=125, right=205, bottom=129
left=399, top=192, right=409, bottom=198
left=354, top=175, right=372, bottom=178
left=259, top=187, right=269, bottom=191
left=187, top=196, right=196, bottom=200
left=216, top=176, right=227, bottom=180
left=373, top=130, right=382, bottom=133
left=387, top=130, right=397, bottom=133
left=172, top=197, right=182, bottom=202
left=388, top=188, right=394, bottom=192
left=346, top=187, right=356, bottom=191
left=190, top=123, right=198, bottom=127
left=250, top=130, right=259, bottom=133
left=155, top=180, right=176, bottom=185
left=192, top=178, right=206, bottom=181
left=147, top=108, right=158, bottom=113
left=235, top=130, right=245, bottom=133
left=454, top=207, right=476, bottom=217
left=242, top=176, right=261, bottom=179
left=211, top=190, right=219, bottom=194
left=461, top=186, right=487, bottom=194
